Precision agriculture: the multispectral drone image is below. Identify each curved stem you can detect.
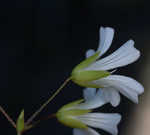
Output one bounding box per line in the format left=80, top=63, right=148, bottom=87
left=0, top=106, right=16, bottom=128
left=26, top=77, right=71, bottom=125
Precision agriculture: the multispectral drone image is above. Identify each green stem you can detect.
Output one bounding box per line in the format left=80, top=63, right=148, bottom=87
left=26, top=77, right=71, bottom=125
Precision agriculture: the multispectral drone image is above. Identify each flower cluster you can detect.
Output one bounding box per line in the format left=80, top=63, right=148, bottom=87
left=0, top=27, right=144, bottom=135
left=56, top=27, right=144, bottom=135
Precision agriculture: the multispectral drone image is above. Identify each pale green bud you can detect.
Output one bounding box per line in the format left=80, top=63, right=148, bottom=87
left=56, top=99, right=91, bottom=129
left=16, top=110, right=25, bottom=134
left=71, top=52, right=110, bottom=88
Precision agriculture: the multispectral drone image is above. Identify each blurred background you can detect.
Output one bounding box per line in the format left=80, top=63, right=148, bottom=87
left=0, top=0, right=149, bottom=135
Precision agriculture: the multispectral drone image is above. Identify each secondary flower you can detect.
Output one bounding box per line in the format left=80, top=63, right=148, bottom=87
left=56, top=92, right=121, bottom=135
left=71, top=27, right=144, bottom=106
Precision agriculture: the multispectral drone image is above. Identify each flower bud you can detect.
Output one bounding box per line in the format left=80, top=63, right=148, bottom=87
left=16, top=110, right=25, bottom=134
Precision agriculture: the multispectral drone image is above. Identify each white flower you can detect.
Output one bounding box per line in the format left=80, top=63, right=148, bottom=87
left=71, top=27, right=144, bottom=106
left=56, top=93, right=121, bottom=135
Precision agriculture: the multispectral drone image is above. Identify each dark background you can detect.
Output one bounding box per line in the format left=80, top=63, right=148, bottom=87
left=0, top=0, right=149, bottom=135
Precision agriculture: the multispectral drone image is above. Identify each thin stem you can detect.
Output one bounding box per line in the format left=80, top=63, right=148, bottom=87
left=25, top=114, right=56, bottom=131
left=0, top=106, right=16, bottom=128
left=26, top=77, right=71, bottom=125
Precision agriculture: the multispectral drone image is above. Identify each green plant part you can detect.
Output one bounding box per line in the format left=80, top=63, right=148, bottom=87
left=71, top=52, right=110, bottom=88
left=16, top=110, right=25, bottom=135
left=56, top=99, right=91, bottom=129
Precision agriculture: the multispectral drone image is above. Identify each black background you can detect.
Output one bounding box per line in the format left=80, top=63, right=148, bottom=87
left=0, top=0, right=149, bottom=135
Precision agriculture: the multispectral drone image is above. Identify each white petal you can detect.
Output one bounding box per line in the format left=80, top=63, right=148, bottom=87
left=85, top=27, right=114, bottom=58
left=86, top=40, right=140, bottom=71
left=83, top=88, right=97, bottom=101
left=73, top=128, right=100, bottom=135
left=97, top=27, right=114, bottom=57
left=77, top=113, right=121, bottom=135
left=91, top=75, right=144, bottom=103
left=86, top=49, right=96, bottom=58
left=99, top=88, right=121, bottom=107
left=76, top=88, right=108, bottom=110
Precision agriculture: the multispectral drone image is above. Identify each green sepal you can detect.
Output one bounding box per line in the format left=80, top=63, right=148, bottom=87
left=56, top=100, right=92, bottom=129
left=64, top=109, right=92, bottom=116
left=72, top=51, right=100, bottom=74
left=56, top=109, right=91, bottom=129
left=58, top=99, right=84, bottom=112
left=16, top=110, right=25, bottom=133
left=72, top=70, right=110, bottom=83
left=57, top=112, right=87, bottom=129
left=71, top=51, right=111, bottom=87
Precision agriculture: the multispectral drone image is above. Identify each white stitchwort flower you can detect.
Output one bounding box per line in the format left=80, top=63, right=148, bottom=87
left=56, top=92, right=121, bottom=135
left=71, top=27, right=144, bottom=106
